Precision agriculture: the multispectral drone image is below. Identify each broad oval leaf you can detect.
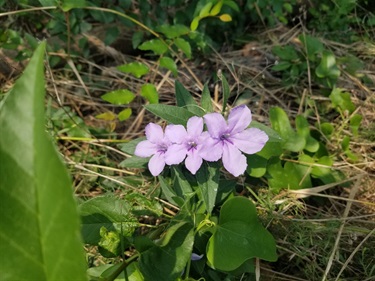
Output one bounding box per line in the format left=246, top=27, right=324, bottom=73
left=190, top=17, right=200, bottom=31
left=139, top=221, right=194, bottom=281
left=207, top=197, right=277, bottom=271
left=159, top=57, right=178, bottom=76
left=117, top=62, right=149, bottom=78
left=118, top=108, right=132, bottom=121
left=101, top=89, right=135, bottom=105
left=174, top=38, right=192, bottom=59
left=138, top=39, right=168, bottom=55
left=141, top=83, right=159, bottom=104
left=0, top=42, right=87, bottom=280
left=219, top=14, right=232, bottom=22
left=199, top=2, right=213, bottom=17
left=79, top=195, right=139, bottom=245
left=155, top=24, right=190, bottom=38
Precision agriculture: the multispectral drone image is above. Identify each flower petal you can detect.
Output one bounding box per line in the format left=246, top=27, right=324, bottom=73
left=165, top=124, right=187, bottom=144
left=187, top=116, right=203, bottom=137
left=185, top=150, right=203, bottom=174
left=145, top=123, right=164, bottom=143
left=203, top=112, right=227, bottom=138
left=227, top=105, right=252, bottom=134
left=231, top=128, right=269, bottom=154
left=222, top=143, right=247, bottom=177
left=164, top=144, right=187, bottom=165
left=134, top=140, right=157, bottom=157
left=199, top=137, right=223, bottom=161
left=148, top=152, right=166, bottom=176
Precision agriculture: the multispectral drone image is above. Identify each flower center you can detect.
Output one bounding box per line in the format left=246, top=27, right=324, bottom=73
left=157, top=143, right=168, bottom=153
left=187, top=141, right=197, bottom=151
left=220, top=133, right=231, bottom=140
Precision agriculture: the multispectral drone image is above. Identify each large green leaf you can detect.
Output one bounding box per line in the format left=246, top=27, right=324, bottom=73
left=145, top=104, right=195, bottom=126
left=175, top=81, right=205, bottom=116
left=207, top=197, right=277, bottom=271
left=79, top=195, right=139, bottom=245
left=0, top=42, right=87, bottom=280
left=139, top=221, right=194, bottom=281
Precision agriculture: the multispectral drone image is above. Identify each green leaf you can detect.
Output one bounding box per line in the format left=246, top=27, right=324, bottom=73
left=172, top=166, right=193, bottom=197
left=118, top=108, right=132, bottom=121
left=196, top=162, right=220, bottom=214
left=190, top=17, right=200, bottom=31
left=174, top=38, right=192, bottom=59
left=159, top=57, right=178, bottom=76
left=118, top=138, right=145, bottom=154
left=269, top=107, right=305, bottom=152
left=207, top=197, right=277, bottom=271
left=210, top=1, right=223, bottom=16
left=272, top=61, right=291, bottom=71
left=79, top=195, right=138, bottom=245
left=132, top=31, right=144, bottom=49
left=298, top=34, right=324, bottom=61
left=350, top=114, right=362, bottom=136
left=175, top=80, right=197, bottom=107
left=199, top=2, right=213, bottom=17
left=120, top=156, right=149, bottom=169
left=158, top=175, right=180, bottom=207
left=316, top=50, right=340, bottom=79
left=141, top=83, right=159, bottom=104
left=145, top=104, right=195, bottom=126
left=117, top=62, right=149, bottom=78
left=201, top=83, right=213, bottom=112
left=329, top=88, right=355, bottom=113
left=272, top=45, right=299, bottom=61
left=61, top=0, right=86, bottom=11
left=250, top=120, right=283, bottom=143
left=38, top=0, right=57, bottom=6
left=96, top=111, right=117, bottom=121
left=156, top=24, right=190, bottom=39
left=101, top=89, right=135, bottom=105
left=218, top=71, right=230, bottom=113
left=246, top=154, right=268, bottom=178
left=139, top=221, right=194, bottom=281
left=0, top=42, right=87, bottom=280
left=296, top=115, right=319, bottom=153
left=138, top=39, right=168, bottom=55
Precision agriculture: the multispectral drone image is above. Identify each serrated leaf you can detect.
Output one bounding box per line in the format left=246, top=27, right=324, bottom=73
left=145, top=104, right=196, bottom=125
left=118, top=108, right=132, bottom=121
left=207, top=197, right=277, bottom=271
left=79, top=195, right=138, bottom=245
left=201, top=83, right=213, bottom=112
left=141, top=83, right=159, bottom=104
left=96, top=111, right=117, bottom=121
left=61, top=0, right=86, bottom=11
left=219, top=14, right=232, bottom=22
left=190, top=17, right=200, bottom=31
left=117, top=62, right=149, bottom=78
left=159, top=57, right=178, bottom=76
left=0, top=42, right=87, bottom=280
left=101, top=89, right=135, bottom=105
left=138, top=39, right=168, bottom=55
left=155, top=24, right=190, bottom=39
left=174, top=38, right=192, bottom=59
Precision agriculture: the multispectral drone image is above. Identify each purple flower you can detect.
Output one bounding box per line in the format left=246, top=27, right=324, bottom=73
left=134, top=123, right=172, bottom=176
left=164, top=117, right=205, bottom=174
left=200, top=105, right=269, bottom=177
